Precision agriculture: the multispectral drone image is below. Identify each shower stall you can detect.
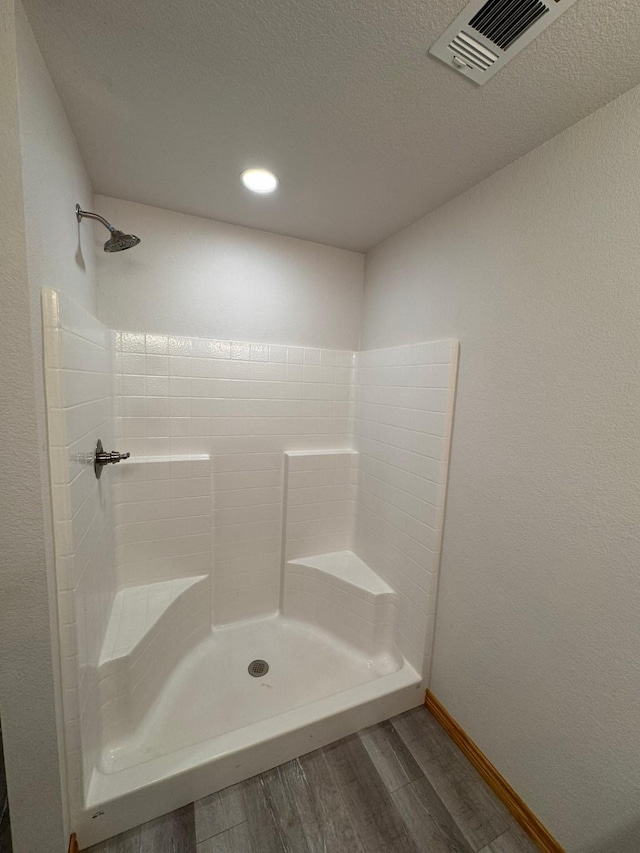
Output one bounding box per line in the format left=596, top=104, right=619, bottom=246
left=43, top=287, right=458, bottom=846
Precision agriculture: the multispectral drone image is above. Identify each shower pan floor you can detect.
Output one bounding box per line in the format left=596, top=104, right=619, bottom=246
left=100, top=612, right=403, bottom=775
left=86, top=613, right=422, bottom=845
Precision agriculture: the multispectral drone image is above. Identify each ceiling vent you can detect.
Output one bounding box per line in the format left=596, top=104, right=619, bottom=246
left=430, top=0, right=578, bottom=84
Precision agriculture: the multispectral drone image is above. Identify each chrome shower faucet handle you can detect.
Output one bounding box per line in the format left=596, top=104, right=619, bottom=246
left=94, top=439, right=130, bottom=479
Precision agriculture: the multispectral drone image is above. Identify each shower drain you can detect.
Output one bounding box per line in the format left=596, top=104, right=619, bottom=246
left=248, top=659, right=269, bottom=677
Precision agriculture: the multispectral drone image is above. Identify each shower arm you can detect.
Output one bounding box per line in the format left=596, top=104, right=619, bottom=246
left=75, top=204, right=116, bottom=233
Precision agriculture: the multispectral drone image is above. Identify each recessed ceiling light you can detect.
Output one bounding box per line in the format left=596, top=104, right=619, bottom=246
left=240, top=168, right=278, bottom=194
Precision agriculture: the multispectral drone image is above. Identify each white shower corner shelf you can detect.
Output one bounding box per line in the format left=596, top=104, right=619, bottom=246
left=284, top=449, right=357, bottom=457
left=287, top=550, right=394, bottom=596
left=119, top=453, right=210, bottom=466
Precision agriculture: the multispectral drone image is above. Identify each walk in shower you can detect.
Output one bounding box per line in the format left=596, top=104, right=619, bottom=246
left=43, top=288, right=458, bottom=846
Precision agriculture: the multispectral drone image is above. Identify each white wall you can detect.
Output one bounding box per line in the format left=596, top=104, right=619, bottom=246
left=0, top=3, right=100, bottom=850
left=0, top=3, right=69, bottom=851
left=95, top=196, right=364, bottom=350
left=17, top=1, right=97, bottom=315
left=362, top=83, right=640, bottom=853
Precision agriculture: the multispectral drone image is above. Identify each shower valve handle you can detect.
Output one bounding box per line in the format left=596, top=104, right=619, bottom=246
left=94, top=439, right=130, bottom=479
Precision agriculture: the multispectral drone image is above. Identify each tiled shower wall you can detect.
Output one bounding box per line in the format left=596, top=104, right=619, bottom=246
left=112, top=331, right=458, bottom=641
left=114, top=332, right=355, bottom=623
left=44, top=288, right=458, bottom=822
left=112, top=455, right=212, bottom=586
left=353, top=340, right=459, bottom=671
left=283, top=451, right=358, bottom=561
left=42, top=290, right=117, bottom=812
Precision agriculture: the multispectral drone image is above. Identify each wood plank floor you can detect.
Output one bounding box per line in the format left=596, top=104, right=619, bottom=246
left=84, top=707, right=539, bottom=853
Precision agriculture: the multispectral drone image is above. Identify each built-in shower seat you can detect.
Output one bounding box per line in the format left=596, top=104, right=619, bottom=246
left=283, top=550, right=400, bottom=673
left=96, top=575, right=210, bottom=747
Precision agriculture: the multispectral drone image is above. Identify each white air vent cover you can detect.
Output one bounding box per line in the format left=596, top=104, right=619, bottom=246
left=430, top=0, right=579, bottom=84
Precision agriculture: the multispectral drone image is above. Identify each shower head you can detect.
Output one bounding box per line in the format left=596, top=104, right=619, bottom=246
left=103, top=230, right=141, bottom=252
left=75, top=204, right=140, bottom=252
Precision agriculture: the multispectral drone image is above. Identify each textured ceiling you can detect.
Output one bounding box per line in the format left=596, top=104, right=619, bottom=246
left=22, top=0, right=640, bottom=251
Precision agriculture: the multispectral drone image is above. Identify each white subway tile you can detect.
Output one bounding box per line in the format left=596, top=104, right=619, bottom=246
left=286, top=346, right=304, bottom=364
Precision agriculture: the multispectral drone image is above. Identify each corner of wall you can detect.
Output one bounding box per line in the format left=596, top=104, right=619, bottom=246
left=0, top=4, right=68, bottom=851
